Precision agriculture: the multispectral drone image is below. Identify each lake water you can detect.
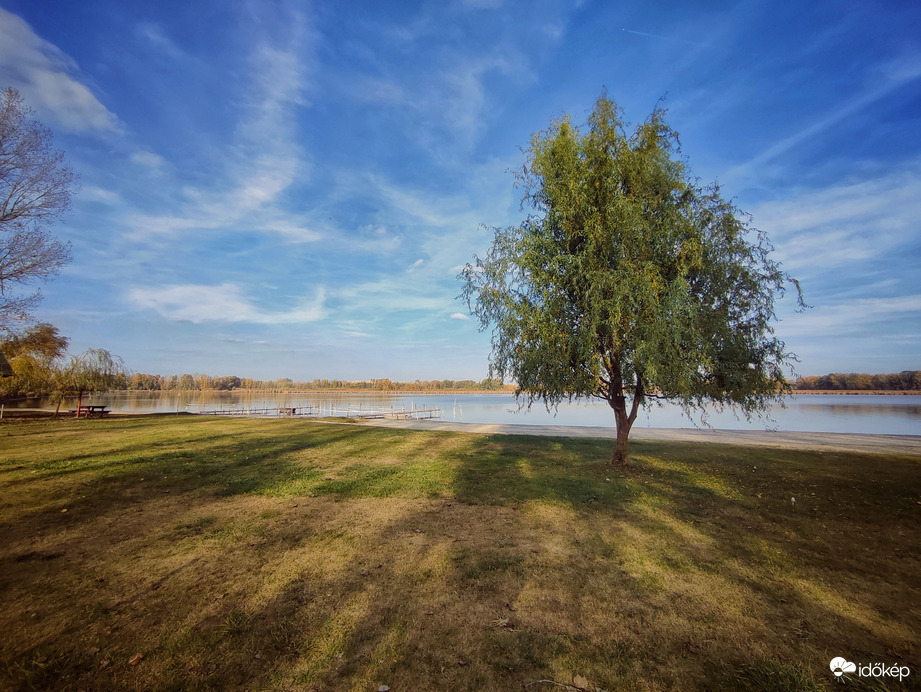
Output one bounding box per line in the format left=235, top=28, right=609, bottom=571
left=23, top=391, right=921, bottom=436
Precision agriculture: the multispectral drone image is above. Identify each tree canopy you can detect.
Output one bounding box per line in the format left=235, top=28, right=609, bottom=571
left=0, top=87, right=75, bottom=332
left=461, top=92, right=803, bottom=465
left=0, top=324, right=125, bottom=415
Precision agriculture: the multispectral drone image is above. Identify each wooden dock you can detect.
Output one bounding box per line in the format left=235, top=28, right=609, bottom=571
left=189, top=405, right=318, bottom=417
left=341, top=407, right=442, bottom=420
left=187, top=404, right=441, bottom=420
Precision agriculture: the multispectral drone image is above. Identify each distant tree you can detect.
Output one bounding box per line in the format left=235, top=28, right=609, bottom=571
left=1, top=329, right=125, bottom=414
left=129, top=373, right=161, bottom=390
left=213, top=375, right=241, bottom=391
left=845, top=373, right=872, bottom=390
left=796, top=370, right=920, bottom=391
left=52, top=348, right=126, bottom=414
left=0, top=322, right=69, bottom=362
left=461, top=92, right=803, bottom=465
left=0, top=322, right=69, bottom=398
left=0, top=88, right=76, bottom=332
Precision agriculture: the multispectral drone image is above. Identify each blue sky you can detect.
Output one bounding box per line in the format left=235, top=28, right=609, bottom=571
left=1, top=0, right=919, bottom=381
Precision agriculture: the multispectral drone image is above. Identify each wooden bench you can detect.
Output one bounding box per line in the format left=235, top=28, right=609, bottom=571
left=70, top=405, right=110, bottom=419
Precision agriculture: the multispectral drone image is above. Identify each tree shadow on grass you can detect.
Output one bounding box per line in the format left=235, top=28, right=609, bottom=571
left=2, top=421, right=919, bottom=691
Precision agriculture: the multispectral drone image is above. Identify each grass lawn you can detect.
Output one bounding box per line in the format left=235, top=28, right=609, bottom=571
left=0, top=415, right=918, bottom=691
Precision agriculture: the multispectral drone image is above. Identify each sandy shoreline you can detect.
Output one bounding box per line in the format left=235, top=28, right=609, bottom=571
left=358, top=418, right=921, bottom=456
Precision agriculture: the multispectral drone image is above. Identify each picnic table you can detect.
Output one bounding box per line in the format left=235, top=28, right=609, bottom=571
left=70, top=405, right=110, bottom=419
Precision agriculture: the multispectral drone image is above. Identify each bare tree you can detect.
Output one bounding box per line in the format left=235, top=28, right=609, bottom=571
left=0, top=87, right=75, bottom=332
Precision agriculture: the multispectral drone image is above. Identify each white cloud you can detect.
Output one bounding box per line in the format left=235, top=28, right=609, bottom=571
left=336, top=278, right=450, bottom=315
left=752, top=163, right=921, bottom=271
left=80, top=186, right=120, bottom=204
left=123, top=7, right=318, bottom=243
left=778, top=294, right=921, bottom=338
left=0, top=8, right=118, bottom=132
left=136, top=22, right=186, bottom=61
left=127, top=283, right=327, bottom=324
left=450, top=312, right=470, bottom=320
left=131, top=150, right=165, bottom=169
left=432, top=52, right=531, bottom=149
left=262, top=220, right=324, bottom=243
left=353, top=224, right=402, bottom=253
left=724, top=53, right=921, bottom=185
left=339, top=15, right=532, bottom=152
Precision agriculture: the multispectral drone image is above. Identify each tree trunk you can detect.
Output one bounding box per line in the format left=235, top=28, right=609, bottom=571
left=602, top=355, right=643, bottom=467
left=611, top=406, right=632, bottom=466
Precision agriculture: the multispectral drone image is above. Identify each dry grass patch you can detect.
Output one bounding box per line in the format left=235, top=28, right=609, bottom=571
left=0, top=415, right=918, bottom=690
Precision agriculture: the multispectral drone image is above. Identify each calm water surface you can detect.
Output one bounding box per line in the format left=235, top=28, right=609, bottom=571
left=30, top=391, right=921, bottom=436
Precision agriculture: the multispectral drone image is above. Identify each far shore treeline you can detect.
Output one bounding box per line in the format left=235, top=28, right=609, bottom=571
left=794, top=370, right=921, bottom=391
left=87, top=370, right=921, bottom=394
left=116, top=374, right=513, bottom=393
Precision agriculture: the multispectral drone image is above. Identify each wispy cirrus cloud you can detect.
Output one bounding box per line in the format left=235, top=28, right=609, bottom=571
left=724, top=53, right=921, bottom=185
left=0, top=7, right=118, bottom=132
left=752, top=162, right=921, bottom=271
left=338, top=4, right=540, bottom=153
left=127, top=283, right=327, bottom=324
left=126, top=4, right=318, bottom=243
left=135, top=22, right=187, bottom=61
left=778, top=294, right=921, bottom=338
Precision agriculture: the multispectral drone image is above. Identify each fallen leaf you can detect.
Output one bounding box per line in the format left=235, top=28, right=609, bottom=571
left=378, top=686, right=390, bottom=692
left=99, top=660, right=110, bottom=669
left=129, top=652, right=144, bottom=666
left=685, top=642, right=700, bottom=655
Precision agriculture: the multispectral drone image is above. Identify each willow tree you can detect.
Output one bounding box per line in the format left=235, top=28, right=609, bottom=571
left=460, top=93, right=803, bottom=466
left=53, top=348, right=126, bottom=415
